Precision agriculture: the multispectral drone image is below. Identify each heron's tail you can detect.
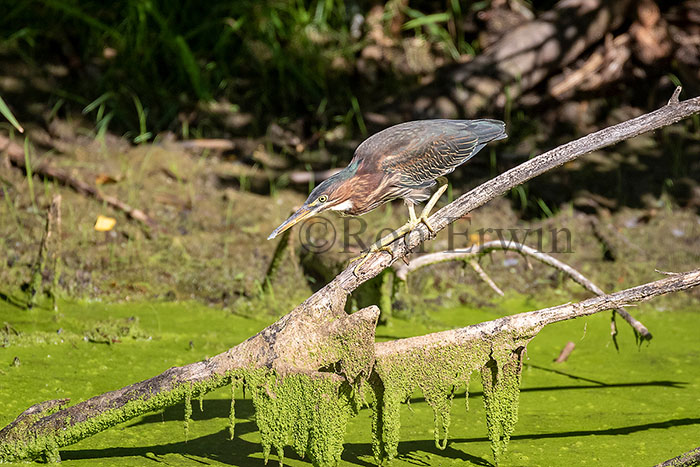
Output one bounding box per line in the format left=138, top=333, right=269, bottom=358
left=466, top=119, right=507, bottom=143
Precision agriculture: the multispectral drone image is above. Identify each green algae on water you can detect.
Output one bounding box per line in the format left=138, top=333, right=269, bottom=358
left=372, top=342, right=489, bottom=462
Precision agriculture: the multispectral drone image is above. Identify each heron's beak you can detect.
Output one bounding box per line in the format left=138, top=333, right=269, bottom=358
left=267, top=205, right=316, bottom=240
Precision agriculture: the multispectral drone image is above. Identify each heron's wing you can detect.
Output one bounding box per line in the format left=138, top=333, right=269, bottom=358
left=377, top=120, right=506, bottom=188
left=379, top=131, right=481, bottom=188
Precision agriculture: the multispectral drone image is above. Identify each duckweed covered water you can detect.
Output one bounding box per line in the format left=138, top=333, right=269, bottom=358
left=1, top=296, right=699, bottom=466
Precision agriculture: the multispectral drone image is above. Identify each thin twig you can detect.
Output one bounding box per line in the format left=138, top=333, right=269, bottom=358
left=49, top=195, right=62, bottom=311
left=467, top=259, right=504, bottom=296
left=554, top=341, right=575, bottom=363
left=668, top=86, right=682, bottom=105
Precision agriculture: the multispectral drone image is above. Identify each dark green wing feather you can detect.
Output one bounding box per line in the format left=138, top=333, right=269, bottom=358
left=363, top=119, right=506, bottom=188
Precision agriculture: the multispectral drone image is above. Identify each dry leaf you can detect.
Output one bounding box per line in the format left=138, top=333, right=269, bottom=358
left=95, top=174, right=119, bottom=185
left=94, top=215, right=116, bottom=232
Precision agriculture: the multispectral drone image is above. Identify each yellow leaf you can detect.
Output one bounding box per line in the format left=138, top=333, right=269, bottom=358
left=95, top=174, right=119, bottom=185
left=94, top=215, right=116, bottom=232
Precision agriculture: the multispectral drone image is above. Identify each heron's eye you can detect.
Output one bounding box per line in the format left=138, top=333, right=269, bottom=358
left=318, top=195, right=328, bottom=203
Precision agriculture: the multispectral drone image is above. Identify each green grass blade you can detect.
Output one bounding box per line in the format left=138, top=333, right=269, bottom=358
left=43, top=0, right=122, bottom=41
left=350, top=95, right=366, bottom=136
left=83, top=92, right=114, bottom=114
left=174, top=35, right=205, bottom=99
left=0, top=95, right=24, bottom=133
left=402, top=12, right=451, bottom=30
left=131, top=94, right=150, bottom=143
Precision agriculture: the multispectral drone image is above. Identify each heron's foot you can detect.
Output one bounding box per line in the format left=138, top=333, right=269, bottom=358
left=416, top=177, right=449, bottom=228
left=351, top=245, right=394, bottom=276
left=418, top=215, right=435, bottom=233
left=403, top=177, right=447, bottom=242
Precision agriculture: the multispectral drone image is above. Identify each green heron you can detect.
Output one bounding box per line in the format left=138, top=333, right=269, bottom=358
left=268, top=119, right=507, bottom=273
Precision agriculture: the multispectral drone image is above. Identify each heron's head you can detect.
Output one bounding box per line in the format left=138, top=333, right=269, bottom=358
left=267, top=168, right=357, bottom=240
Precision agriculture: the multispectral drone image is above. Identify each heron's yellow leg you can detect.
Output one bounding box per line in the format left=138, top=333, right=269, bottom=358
left=351, top=178, right=449, bottom=276
left=418, top=177, right=448, bottom=232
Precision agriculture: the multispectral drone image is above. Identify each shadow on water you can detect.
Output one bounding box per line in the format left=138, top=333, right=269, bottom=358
left=342, top=417, right=700, bottom=467
left=405, top=379, right=686, bottom=405
left=0, top=290, right=26, bottom=310
left=59, top=376, right=694, bottom=466
left=61, top=428, right=264, bottom=466
left=61, top=415, right=700, bottom=466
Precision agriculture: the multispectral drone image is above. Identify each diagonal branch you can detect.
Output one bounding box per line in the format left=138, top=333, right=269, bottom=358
left=331, top=88, right=700, bottom=295
left=375, top=268, right=700, bottom=357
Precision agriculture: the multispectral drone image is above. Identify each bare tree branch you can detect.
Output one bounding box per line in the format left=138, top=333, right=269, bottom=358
left=371, top=269, right=700, bottom=463
left=334, top=88, right=700, bottom=294
left=393, top=240, right=652, bottom=340
left=376, top=269, right=700, bottom=358
left=468, top=258, right=504, bottom=296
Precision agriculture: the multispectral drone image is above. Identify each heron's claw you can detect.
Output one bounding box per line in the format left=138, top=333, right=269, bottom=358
left=351, top=245, right=394, bottom=276
left=419, top=216, right=435, bottom=233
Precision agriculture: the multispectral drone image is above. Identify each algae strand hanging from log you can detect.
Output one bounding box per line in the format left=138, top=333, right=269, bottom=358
left=245, top=370, right=359, bottom=467
left=184, top=384, right=193, bottom=441
left=229, top=378, right=237, bottom=440
left=481, top=346, right=525, bottom=463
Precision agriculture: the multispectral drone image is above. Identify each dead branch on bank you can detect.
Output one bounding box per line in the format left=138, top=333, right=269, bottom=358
left=0, top=135, right=157, bottom=229
left=1, top=91, right=699, bottom=465
left=27, top=194, right=62, bottom=310
left=393, top=240, right=652, bottom=341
